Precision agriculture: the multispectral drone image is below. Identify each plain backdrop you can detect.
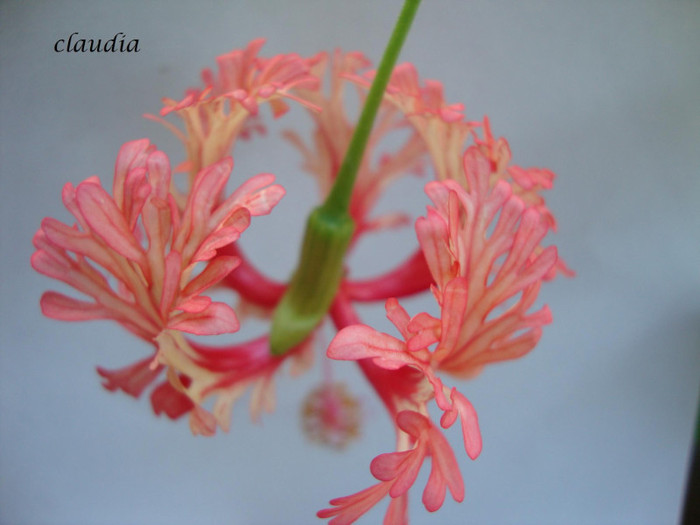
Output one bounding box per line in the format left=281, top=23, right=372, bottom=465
left=1, top=1, right=699, bottom=524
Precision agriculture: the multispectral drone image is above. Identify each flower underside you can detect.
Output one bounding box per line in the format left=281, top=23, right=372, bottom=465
left=33, top=35, right=570, bottom=525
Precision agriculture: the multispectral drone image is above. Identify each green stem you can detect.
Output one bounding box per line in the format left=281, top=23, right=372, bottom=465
left=322, top=0, right=422, bottom=215
left=269, top=0, right=422, bottom=356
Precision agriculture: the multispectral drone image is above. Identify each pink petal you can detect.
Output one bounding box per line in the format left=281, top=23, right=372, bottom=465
left=385, top=297, right=411, bottom=339
left=159, top=251, right=182, bottom=316
left=177, top=295, right=212, bottom=313
left=327, top=325, right=410, bottom=370
left=142, top=197, right=172, bottom=278
left=424, top=427, right=464, bottom=509
left=168, top=302, right=239, bottom=335
left=415, top=208, right=452, bottom=288
left=455, top=395, right=482, bottom=460
left=406, top=312, right=440, bottom=352
left=434, top=278, right=468, bottom=361
left=189, top=405, right=218, bottom=436
left=212, top=173, right=284, bottom=226
left=387, top=447, right=425, bottom=499
left=189, top=159, right=233, bottom=222
left=191, top=220, right=248, bottom=263
left=369, top=446, right=424, bottom=501
left=462, top=145, right=492, bottom=197
left=113, top=138, right=152, bottom=210
left=96, top=357, right=162, bottom=398
left=317, top=482, right=391, bottom=525
left=61, top=182, right=89, bottom=231
left=181, top=255, right=240, bottom=299
left=395, top=408, right=431, bottom=437
left=31, top=249, right=107, bottom=299
left=383, top=493, right=408, bottom=525
left=422, top=466, right=448, bottom=512
left=121, top=167, right=151, bottom=231
left=146, top=150, right=172, bottom=199
left=76, top=182, right=143, bottom=261
left=176, top=159, right=233, bottom=251
left=40, top=291, right=110, bottom=321
left=370, top=450, right=413, bottom=481
left=40, top=218, right=127, bottom=280
left=151, top=380, right=194, bottom=419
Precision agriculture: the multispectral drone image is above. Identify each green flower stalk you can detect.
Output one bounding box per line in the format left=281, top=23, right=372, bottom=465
left=269, top=0, right=422, bottom=355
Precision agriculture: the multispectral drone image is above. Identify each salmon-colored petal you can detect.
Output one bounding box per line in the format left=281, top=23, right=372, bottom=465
left=181, top=256, right=240, bottom=300
left=168, top=302, right=239, bottom=335
left=113, top=138, right=152, bottom=210
left=76, top=182, right=143, bottom=261
left=40, top=291, right=110, bottom=321
left=327, top=325, right=410, bottom=370
left=97, top=357, right=162, bottom=398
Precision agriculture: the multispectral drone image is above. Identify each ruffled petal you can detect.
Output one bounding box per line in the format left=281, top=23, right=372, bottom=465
left=168, top=302, right=239, bottom=335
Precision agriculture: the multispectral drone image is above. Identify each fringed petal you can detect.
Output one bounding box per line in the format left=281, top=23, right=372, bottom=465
left=39, top=291, right=111, bottom=321
left=317, top=482, right=392, bottom=525
left=150, top=379, right=195, bottom=419
left=96, top=357, right=162, bottom=398
left=113, top=138, right=152, bottom=211
left=75, top=181, right=144, bottom=261
left=168, top=302, right=239, bottom=335
left=327, top=325, right=411, bottom=370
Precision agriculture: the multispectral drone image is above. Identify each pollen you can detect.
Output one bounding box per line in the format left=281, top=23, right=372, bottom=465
left=301, top=383, right=361, bottom=450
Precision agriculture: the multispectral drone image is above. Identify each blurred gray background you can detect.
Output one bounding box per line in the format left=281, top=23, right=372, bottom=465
left=1, top=1, right=699, bottom=524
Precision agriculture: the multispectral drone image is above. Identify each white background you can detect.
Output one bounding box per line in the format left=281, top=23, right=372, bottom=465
left=1, top=1, right=699, bottom=524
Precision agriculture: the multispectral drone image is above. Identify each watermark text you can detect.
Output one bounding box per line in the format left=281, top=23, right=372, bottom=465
left=54, top=33, right=140, bottom=53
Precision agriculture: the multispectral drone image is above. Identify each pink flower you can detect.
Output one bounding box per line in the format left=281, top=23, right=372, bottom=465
left=33, top=138, right=283, bottom=337
left=331, top=147, right=557, bottom=379
left=151, top=39, right=321, bottom=182
left=32, top=138, right=285, bottom=419
left=412, top=146, right=558, bottom=375
left=322, top=144, right=558, bottom=522
left=325, top=298, right=482, bottom=522
left=33, top=37, right=571, bottom=525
